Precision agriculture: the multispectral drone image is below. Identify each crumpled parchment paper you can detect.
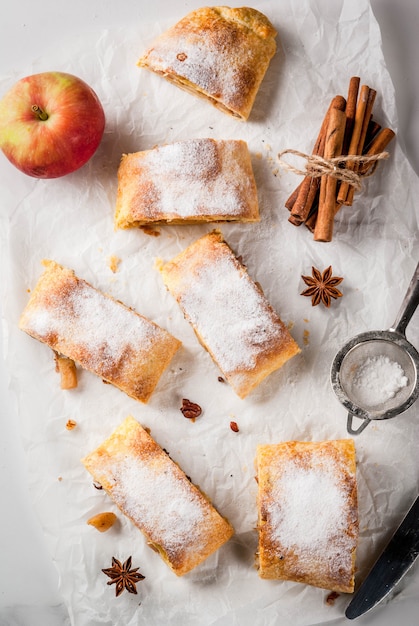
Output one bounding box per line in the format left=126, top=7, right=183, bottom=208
left=1, top=1, right=419, bottom=624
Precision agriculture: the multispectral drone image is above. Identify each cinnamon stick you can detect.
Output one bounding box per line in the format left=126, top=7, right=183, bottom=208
left=288, top=178, right=319, bottom=225
left=287, top=95, right=346, bottom=224
left=337, top=85, right=376, bottom=205
left=304, top=204, right=319, bottom=232
left=332, top=127, right=394, bottom=220
left=288, top=213, right=304, bottom=226
left=359, top=127, right=395, bottom=175
left=342, top=76, right=360, bottom=155
left=285, top=182, right=302, bottom=211
left=314, top=107, right=346, bottom=242
left=345, top=88, right=377, bottom=205
left=364, top=119, right=382, bottom=151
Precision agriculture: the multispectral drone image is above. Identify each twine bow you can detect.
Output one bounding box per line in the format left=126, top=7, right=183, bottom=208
left=277, top=149, right=389, bottom=191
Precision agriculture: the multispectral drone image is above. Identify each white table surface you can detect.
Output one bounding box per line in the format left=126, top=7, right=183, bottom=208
left=1, top=1, right=418, bottom=625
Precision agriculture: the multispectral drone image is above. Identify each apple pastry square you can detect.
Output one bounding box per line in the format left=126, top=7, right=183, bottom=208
left=114, top=138, right=259, bottom=229
left=158, top=231, right=300, bottom=398
left=19, top=260, right=181, bottom=402
left=82, top=415, right=234, bottom=576
left=137, top=6, right=277, bottom=120
left=256, top=439, right=359, bottom=593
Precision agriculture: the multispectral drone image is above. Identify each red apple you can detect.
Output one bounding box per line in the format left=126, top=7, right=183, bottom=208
left=0, top=71, right=105, bottom=178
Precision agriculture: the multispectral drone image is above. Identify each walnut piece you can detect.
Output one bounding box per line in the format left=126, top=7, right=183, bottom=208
left=180, top=398, right=202, bottom=420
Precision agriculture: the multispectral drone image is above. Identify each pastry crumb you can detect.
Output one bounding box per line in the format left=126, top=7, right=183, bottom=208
left=108, top=255, right=121, bottom=273
left=87, top=511, right=117, bottom=533
left=326, top=591, right=340, bottom=606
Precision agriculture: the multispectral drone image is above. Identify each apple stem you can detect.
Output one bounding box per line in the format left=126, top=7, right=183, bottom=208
left=31, top=105, right=49, bottom=121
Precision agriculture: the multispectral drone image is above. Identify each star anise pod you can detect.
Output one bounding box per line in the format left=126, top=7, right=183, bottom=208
left=102, top=556, right=145, bottom=597
left=301, top=266, right=343, bottom=307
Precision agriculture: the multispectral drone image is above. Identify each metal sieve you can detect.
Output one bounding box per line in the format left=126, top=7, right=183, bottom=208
left=331, top=261, right=419, bottom=434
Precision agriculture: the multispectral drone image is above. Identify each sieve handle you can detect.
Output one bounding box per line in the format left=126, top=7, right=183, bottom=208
left=347, top=413, right=371, bottom=435
left=390, top=261, right=419, bottom=336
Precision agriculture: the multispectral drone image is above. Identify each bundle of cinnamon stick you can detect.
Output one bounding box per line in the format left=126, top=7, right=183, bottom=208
left=285, top=76, right=395, bottom=242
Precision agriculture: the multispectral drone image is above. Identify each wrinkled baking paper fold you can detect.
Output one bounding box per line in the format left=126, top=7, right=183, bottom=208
left=1, top=0, right=418, bottom=624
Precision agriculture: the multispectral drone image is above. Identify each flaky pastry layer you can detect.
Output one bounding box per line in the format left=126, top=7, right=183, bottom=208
left=114, top=138, right=259, bottom=229
left=138, top=6, right=277, bottom=120
left=82, top=415, right=234, bottom=575
left=256, top=439, right=359, bottom=593
left=158, top=231, right=300, bottom=398
left=19, top=260, right=181, bottom=403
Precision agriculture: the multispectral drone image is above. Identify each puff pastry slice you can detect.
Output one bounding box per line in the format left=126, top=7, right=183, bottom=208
left=114, top=138, right=259, bottom=228
left=19, top=260, right=181, bottom=403
left=256, top=439, right=359, bottom=593
left=158, top=231, right=300, bottom=398
left=82, top=415, right=234, bottom=575
left=138, top=6, right=277, bottom=120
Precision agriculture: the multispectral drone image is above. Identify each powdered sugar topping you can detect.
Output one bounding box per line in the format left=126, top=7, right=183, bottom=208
left=143, top=25, right=249, bottom=109
left=106, top=453, right=207, bottom=561
left=25, top=276, right=161, bottom=375
left=269, top=461, right=347, bottom=550
left=178, top=251, right=285, bottom=375
left=264, top=454, right=357, bottom=575
left=124, top=139, right=256, bottom=219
